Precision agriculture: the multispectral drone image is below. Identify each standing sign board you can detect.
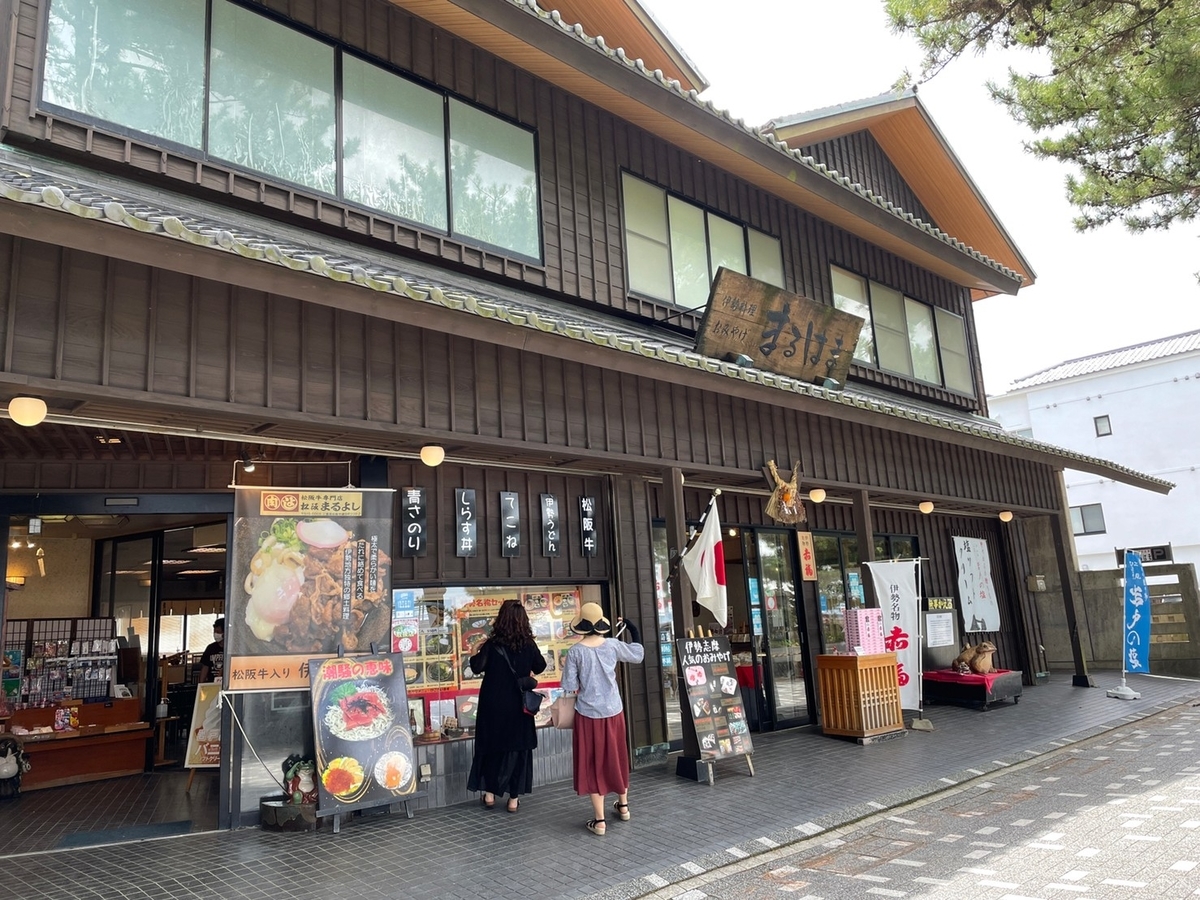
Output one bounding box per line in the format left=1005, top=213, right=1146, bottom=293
left=695, top=268, right=864, bottom=387
left=183, top=683, right=222, bottom=768
left=309, top=652, right=418, bottom=817
left=226, top=487, right=395, bottom=690
left=676, top=636, right=753, bottom=760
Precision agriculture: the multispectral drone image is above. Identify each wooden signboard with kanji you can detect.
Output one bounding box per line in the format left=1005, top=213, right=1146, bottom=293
left=696, top=268, right=865, bottom=387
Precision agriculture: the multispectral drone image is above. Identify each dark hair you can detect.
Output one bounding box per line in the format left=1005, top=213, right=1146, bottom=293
left=213, top=618, right=225, bottom=631
left=489, top=599, right=534, bottom=651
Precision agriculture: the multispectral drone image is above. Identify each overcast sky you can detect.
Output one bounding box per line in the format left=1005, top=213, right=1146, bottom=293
left=640, top=0, right=1200, bottom=394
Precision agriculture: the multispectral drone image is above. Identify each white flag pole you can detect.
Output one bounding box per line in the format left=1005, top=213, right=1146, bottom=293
left=910, top=558, right=934, bottom=731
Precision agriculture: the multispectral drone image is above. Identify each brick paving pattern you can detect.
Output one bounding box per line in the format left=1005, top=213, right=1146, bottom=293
left=1, top=672, right=1198, bottom=900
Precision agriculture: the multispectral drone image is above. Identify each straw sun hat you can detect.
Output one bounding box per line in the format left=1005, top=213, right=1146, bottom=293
left=570, top=602, right=611, bottom=635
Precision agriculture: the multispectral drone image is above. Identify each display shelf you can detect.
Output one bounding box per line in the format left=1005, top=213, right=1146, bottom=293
left=3, top=618, right=118, bottom=706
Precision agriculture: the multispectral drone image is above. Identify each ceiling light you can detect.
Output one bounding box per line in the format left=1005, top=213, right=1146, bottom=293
left=420, top=444, right=445, bottom=467
left=918, top=501, right=935, bottom=515
left=8, top=396, right=47, bottom=427
left=727, top=527, right=738, bottom=537
left=808, top=488, right=827, bottom=504
left=177, top=569, right=221, bottom=576
left=9, top=539, right=20, bottom=549
left=999, top=510, right=1014, bottom=523
left=184, top=546, right=227, bottom=554
left=241, top=454, right=256, bottom=473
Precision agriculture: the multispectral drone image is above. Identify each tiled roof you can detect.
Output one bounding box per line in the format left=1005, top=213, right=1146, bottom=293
left=0, top=149, right=1170, bottom=493
left=514, top=1, right=1021, bottom=286
left=1005, top=330, right=1200, bottom=391
left=763, top=89, right=918, bottom=132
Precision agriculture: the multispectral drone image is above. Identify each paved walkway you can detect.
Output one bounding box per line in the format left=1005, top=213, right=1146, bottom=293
left=4, top=671, right=1199, bottom=900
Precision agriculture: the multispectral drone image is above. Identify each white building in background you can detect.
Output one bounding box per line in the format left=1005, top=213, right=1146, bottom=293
left=989, top=330, right=1200, bottom=573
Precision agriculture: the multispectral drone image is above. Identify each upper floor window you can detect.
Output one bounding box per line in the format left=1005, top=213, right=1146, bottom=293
left=1094, top=415, right=1112, bottom=437
left=1070, top=503, right=1106, bottom=536
left=41, top=0, right=541, bottom=261
left=830, top=266, right=973, bottom=394
left=622, top=173, right=783, bottom=309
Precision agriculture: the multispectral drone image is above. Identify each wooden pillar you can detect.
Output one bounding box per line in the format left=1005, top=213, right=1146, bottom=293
left=853, top=490, right=875, bottom=605
left=1051, top=473, right=1094, bottom=687
left=662, top=467, right=701, bottom=763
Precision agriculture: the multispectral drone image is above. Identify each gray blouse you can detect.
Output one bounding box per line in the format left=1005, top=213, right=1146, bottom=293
left=561, top=638, right=645, bottom=718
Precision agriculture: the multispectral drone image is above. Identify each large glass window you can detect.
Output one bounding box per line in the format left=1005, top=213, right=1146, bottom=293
left=816, top=532, right=916, bottom=650
left=208, top=1, right=336, bottom=194
left=622, top=173, right=784, bottom=308
left=830, top=265, right=975, bottom=393
left=1070, top=504, right=1106, bottom=535
left=40, top=0, right=541, bottom=261
left=449, top=99, right=540, bottom=259
left=43, top=0, right=206, bottom=147
left=342, top=55, right=447, bottom=231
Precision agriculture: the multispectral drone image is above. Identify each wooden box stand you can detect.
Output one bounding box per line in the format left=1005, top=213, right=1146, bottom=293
left=816, top=653, right=905, bottom=742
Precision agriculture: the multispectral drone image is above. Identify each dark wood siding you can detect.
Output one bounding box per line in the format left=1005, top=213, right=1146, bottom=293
left=799, top=131, right=935, bottom=227
left=1, top=0, right=986, bottom=411
left=0, top=234, right=1060, bottom=511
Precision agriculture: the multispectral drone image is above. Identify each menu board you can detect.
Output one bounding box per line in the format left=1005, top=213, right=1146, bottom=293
left=227, top=487, right=395, bottom=691
left=309, top=653, right=417, bottom=815
left=184, top=683, right=222, bottom=768
left=676, top=636, right=753, bottom=760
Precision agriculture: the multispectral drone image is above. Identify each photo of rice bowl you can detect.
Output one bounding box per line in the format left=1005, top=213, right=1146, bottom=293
left=373, top=751, right=413, bottom=792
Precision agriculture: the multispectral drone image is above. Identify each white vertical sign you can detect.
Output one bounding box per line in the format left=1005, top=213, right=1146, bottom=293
left=952, top=536, right=1001, bottom=632
left=865, top=561, right=921, bottom=710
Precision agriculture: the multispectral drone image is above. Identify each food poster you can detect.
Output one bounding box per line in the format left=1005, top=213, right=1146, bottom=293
left=227, top=488, right=394, bottom=691
left=184, top=683, right=223, bottom=768
left=310, top=653, right=417, bottom=815
left=676, top=636, right=754, bottom=760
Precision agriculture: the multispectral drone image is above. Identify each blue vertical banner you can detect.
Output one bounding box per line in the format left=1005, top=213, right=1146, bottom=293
left=1123, top=551, right=1151, bottom=673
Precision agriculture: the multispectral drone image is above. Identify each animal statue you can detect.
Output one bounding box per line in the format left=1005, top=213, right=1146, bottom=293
left=0, top=736, right=29, bottom=799
left=952, top=641, right=998, bottom=675
left=282, top=753, right=318, bottom=806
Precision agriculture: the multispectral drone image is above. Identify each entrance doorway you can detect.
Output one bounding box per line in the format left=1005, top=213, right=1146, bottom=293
left=742, top=529, right=811, bottom=730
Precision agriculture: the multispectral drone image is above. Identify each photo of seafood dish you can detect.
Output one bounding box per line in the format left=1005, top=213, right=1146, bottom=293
left=233, top=510, right=392, bottom=656
left=373, top=751, right=413, bottom=793
left=322, top=756, right=365, bottom=798
left=323, top=683, right=393, bottom=741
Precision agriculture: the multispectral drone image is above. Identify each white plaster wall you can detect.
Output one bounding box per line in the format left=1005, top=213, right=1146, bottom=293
left=990, top=351, right=1200, bottom=573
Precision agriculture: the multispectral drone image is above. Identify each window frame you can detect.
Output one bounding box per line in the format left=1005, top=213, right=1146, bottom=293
left=620, top=171, right=784, bottom=309
left=1093, top=415, right=1112, bottom=437
left=1069, top=503, right=1106, bottom=536
left=830, top=264, right=975, bottom=395
left=37, top=0, right=544, bottom=265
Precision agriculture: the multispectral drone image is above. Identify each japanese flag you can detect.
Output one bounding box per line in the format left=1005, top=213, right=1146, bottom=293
left=681, top=501, right=728, bottom=626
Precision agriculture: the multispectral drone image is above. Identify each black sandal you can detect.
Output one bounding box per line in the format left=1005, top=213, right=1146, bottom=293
left=480, top=794, right=495, bottom=810
left=506, top=798, right=520, bottom=813
left=613, top=801, right=630, bottom=821
left=586, top=817, right=606, bottom=835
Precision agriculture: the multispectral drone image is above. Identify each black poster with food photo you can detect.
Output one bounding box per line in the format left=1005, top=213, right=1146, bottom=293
left=227, top=487, right=395, bottom=691
left=309, top=653, right=419, bottom=815
left=676, top=636, right=754, bottom=761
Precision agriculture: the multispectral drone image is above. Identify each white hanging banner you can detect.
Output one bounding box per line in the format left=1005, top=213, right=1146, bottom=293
left=952, top=536, right=1001, bottom=632
left=865, top=560, right=921, bottom=710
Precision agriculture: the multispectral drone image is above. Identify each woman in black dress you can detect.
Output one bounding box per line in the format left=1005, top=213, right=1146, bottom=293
left=466, top=598, right=547, bottom=811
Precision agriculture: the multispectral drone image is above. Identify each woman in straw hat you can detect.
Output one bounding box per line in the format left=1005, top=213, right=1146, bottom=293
left=561, top=602, right=644, bottom=836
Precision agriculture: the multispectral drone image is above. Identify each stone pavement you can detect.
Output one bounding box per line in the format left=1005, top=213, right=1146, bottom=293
left=4, top=671, right=1200, bottom=900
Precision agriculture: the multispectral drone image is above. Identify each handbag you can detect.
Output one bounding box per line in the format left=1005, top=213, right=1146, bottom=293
left=496, top=645, right=544, bottom=717
left=550, top=694, right=576, bottom=730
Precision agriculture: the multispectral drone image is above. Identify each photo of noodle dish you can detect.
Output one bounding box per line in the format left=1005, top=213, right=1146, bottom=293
left=322, top=682, right=393, bottom=741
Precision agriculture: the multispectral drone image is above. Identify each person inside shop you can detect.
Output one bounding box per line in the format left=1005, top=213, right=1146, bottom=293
left=198, top=618, right=225, bottom=684
left=466, top=599, right=547, bottom=812
left=561, top=602, right=644, bottom=836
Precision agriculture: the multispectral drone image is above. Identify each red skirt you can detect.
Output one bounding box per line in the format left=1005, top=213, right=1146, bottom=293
left=572, top=711, right=629, bottom=796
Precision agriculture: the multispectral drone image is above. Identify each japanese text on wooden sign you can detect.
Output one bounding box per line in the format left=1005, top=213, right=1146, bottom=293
left=695, top=268, right=864, bottom=386
left=676, top=635, right=753, bottom=760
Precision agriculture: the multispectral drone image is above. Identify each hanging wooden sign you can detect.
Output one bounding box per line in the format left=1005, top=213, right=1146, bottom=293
left=455, top=489, right=477, bottom=558
left=400, top=487, right=427, bottom=558
left=696, top=268, right=864, bottom=387
left=540, top=493, right=562, bottom=557
left=500, top=491, right=520, bottom=558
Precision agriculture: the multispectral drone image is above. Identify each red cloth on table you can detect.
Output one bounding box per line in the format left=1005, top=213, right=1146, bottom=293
left=735, top=665, right=762, bottom=688
left=923, top=668, right=1012, bottom=690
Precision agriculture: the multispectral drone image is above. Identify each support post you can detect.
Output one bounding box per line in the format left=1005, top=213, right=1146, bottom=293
left=854, top=489, right=875, bottom=604
left=663, top=467, right=703, bottom=770
left=1050, top=474, right=1094, bottom=687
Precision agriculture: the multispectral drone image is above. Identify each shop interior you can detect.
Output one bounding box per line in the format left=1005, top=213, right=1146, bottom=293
left=2, top=513, right=228, bottom=794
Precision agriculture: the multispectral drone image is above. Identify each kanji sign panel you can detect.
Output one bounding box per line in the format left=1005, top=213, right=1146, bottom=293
left=401, top=487, right=427, bottom=558
left=695, top=268, right=864, bottom=386
left=500, top=491, right=521, bottom=558
left=456, top=489, right=477, bottom=558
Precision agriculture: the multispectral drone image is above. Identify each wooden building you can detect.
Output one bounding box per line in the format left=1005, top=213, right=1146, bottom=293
left=0, top=0, right=1168, bottom=826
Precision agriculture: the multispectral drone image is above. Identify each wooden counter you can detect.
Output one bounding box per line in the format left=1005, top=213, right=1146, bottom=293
left=7, top=698, right=150, bottom=790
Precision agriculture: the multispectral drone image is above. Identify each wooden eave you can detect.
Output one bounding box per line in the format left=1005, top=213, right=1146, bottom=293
left=389, top=0, right=1022, bottom=296
left=769, top=96, right=1037, bottom=298
left=0, top=180, right=1166, bottom=497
